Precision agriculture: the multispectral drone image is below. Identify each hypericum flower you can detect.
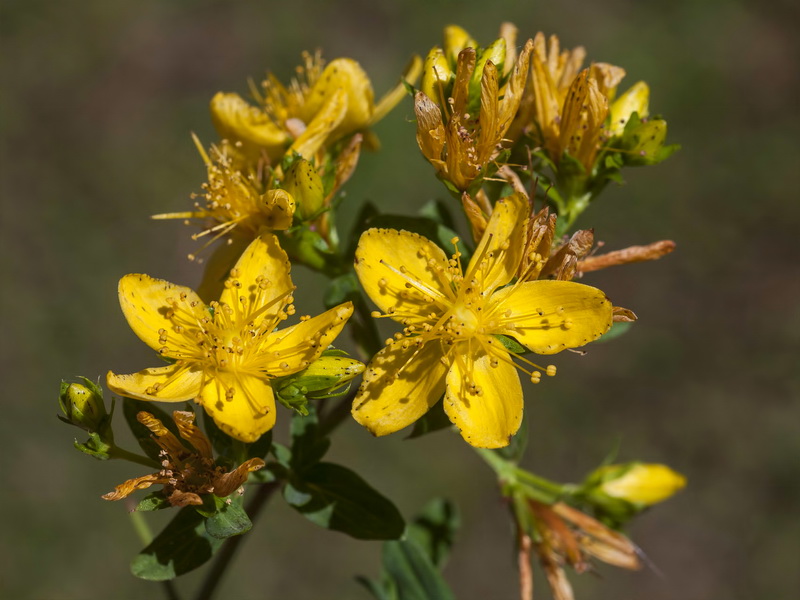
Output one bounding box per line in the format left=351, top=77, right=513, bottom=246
left=529, top=500, right=641, bottom=600
left=351, top=193, right=614, bottom=448
left=415, top=26, right=533, bottom=192
left=211, top=51, right=421, bottom=164
left=107, top=233, right=354, bottom=442
left=102, top=410, right=265, bottom=507
left=152, top=136, right=295, bottom=259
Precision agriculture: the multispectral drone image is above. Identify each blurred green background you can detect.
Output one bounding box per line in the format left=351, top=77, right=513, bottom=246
left=2, top=0, right=799, bottom=598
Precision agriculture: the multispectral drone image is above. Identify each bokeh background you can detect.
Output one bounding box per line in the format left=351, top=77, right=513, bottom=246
left=2, top=0, right=799, bottom=598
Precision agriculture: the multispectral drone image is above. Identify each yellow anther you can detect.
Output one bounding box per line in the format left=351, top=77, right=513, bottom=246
left=546, top=365, right=557, bottom=377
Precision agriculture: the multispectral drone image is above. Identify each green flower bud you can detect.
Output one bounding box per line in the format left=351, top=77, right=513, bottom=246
left=625, top=117, right=670, bottom=165
left=282, top=158, right=324, bottom=220
left=469, top=38, right=506, bottom=103
left=275, top=353, right=365, bottom=414
left=59, top=378, right=107, bottom=433
left=421, top=47, right=453, bottom=105
left=608, top=81, right=649, bottom=137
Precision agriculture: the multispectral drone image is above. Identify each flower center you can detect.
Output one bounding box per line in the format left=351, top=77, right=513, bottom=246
left=449, top=303, right=481, bottom=338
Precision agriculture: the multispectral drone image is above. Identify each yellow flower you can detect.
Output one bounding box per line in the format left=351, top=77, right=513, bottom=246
left=211, top=51, right=421, bottom=164
left=102, top=410, right=265, bottom=506
left=599, top=463, right=687, bottom=506
left=415, top=27, right=533, bottom=192
left=351, top=193, right=614, bottom=448
left=152, top=136, right=295, bottom=259
left=107, top=234, right=354, bottom=442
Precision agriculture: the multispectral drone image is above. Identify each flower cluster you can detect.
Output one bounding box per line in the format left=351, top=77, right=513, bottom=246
left=57, top=21, right=684, bottom=600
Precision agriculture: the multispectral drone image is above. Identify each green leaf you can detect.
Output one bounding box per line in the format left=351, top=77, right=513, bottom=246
left=135, top=492, right=170, bottom=512
left=130, top=507, right=223, bottom=581
left=383, top=539, right=455, bottom=600
left=597, top=320, right=634, bottom=343
left=324, top=272, right=361, bottom=309
left=406, top=398, right=450, bottom=439
left=407, top=499, right=460, bottom=568
left=198, top=496, right=253, bottom=539
left=284, top=462, right=405, bottom=540
left=356, top=575, right=396, bottom=600
left=123, top=399, right=185, bottom=462
left=289, top=406, right=330, bottom=473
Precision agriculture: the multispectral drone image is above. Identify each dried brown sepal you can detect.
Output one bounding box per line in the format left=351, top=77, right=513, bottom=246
left=103, top=411, right=265, bottom=507
left=577, top=240, right=676, bottom=273
left=541, top=229, right=595, bottom=280
left=612, top=306, right=638, bottom=322
left=461, top=192, right=488, bottom=243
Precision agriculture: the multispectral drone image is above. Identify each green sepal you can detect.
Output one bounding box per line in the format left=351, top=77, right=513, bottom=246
left=279, top=227, right=340, bottom=273
left=597, top=320, right=634, bottom=343
left=284, top=462, right=405, bottom=540
left=196, top=495, right=253, bottom=539
left=495, top=415, right=528, bottom=464
left=135, top=492, right=170, bottom=512
left=130, top=507, right=223, bottom=581
left=494, top=334, right=527, bottom=354
left=73, top=431, right=113, bottom=460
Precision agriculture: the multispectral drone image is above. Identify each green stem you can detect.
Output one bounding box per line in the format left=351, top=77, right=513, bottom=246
left=108, top=446, right=160, bottom=469
left=129, top=506, right=182, bottom=600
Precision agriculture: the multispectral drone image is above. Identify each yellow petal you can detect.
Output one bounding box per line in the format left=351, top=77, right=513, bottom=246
left=355, top=228, right=453, bottom=322
left=106, top=363, right=204, bottom=402
left=302, top=58, right=375, bottom=137
left=197, top=236, right=251, bottom=303
left=258, top=302, right=353, bottom=375
left=220, top=233, right=294, bottom=318
left=290, top=87, right=347, bottom=160
left=352, top=340, right=448, bottom=436
left=443, top=341, right=522, bottom=448
left=464, top=193, right=528, bottom=294
left=198, top=371, right=276, bottom=443
left=118, top=274, right=205, bottom=355
left=209, top=92, right=288, bottom=155
left=492, top=280, right=613, bottom=354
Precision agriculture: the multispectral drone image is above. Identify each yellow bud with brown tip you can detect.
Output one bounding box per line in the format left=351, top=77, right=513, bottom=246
left=599, top=462, right=686, bottom=506
left=608, top=81, right=650, bottom=137
left=282, top=159, right=324, bottom=220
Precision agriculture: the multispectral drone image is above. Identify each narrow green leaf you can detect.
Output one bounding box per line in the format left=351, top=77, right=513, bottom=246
left=494, top=334, right=527, bottom=354
left=130, top=507, right=223, bottom=581
left=284, top=462, right=404, bottom=540
left=597, top=320, right=634, bottom=343
left=383, top=539, right=455, bottom=600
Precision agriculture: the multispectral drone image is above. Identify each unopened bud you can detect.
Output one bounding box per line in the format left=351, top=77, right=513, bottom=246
left=608, top=81, right=650, bottom=137
left=59, top=378, right=107, bottom=433
left=626, top=118, right=669, bottom=165
left=443, top=25, right=477, bottom=66
left=282, top=159, right=324, bottom=220
left=469, top=38, right=506, bottom=103
left=597, top=462, right=686, bottom=506
left=421, top=47, right=453, bottom=104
